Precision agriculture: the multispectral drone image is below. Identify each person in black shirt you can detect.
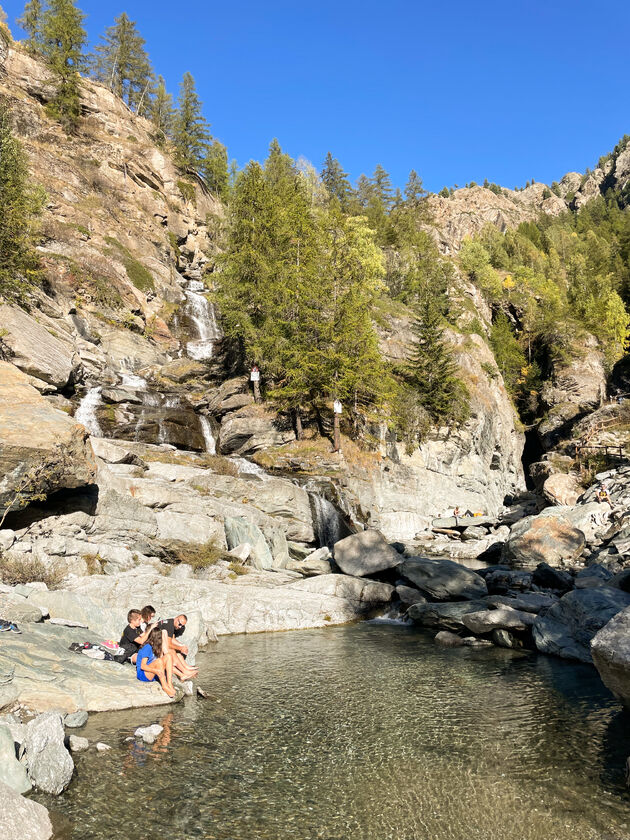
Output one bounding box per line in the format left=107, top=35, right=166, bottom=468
left=158, top=614, right=198, bottom=679
left=119, top=609, right=154, bottom=664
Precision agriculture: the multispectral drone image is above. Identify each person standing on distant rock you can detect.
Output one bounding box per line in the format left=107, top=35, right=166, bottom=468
left=136, top=627, right=176, bottom=698
left=120, top=609, right=153, bottom=665
left=250, top=364, right=261, bottom=403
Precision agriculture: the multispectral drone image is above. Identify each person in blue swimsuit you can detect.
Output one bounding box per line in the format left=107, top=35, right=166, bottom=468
left=136, top=627, right=176, bottom=698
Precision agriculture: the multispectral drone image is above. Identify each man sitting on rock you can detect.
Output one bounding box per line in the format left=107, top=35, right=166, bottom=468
left=120, top=609, right=154, bottom=665
left=158, top=615, right=198, bottom=680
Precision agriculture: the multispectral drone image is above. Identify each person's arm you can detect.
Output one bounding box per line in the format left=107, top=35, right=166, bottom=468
left=171, top=637, right=188, bottom=654
left=139, top=655, right=149, bottom=672
left=133, top=624, right=153, bottom=645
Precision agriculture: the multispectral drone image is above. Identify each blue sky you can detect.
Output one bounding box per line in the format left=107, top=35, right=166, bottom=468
left=4, top=0, right=629, bottom=192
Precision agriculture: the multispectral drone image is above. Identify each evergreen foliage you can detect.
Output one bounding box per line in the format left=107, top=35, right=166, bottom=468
left=202, top=141, right=229, bottom=199
left=321, top=152, right=351, bottom=207
left=40, top=0, right=86, bottom=132
left=149, top=75, right=174, bottom=146
left=91, top=12, right=154, bottom=114
left=18, top=0, right=42, bottom=51
left=0, top=100, right=44, bottom=303
left=173, top=72, right=211, bottom=171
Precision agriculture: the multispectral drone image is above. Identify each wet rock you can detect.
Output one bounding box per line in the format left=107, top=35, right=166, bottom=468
left=334, top=530, right=403, bottom=578
left=134, top=724, right=163, bottom=744
left=533, top=588, right=630, bottom=663
left=504, top=514, right=585, bottom=569
left=434, top=630, right=465, bottom=647
left=96, top=742, right=111, bottom=752
left=402, top=556, right=487, bottom=601
left=0, top=724, right=30, bottom=794
left=23, top=712, right=74, bottom=794
left=592, top=605, right=630, bottom=710
left=67, top=735, right=89, bottom=752
left=408, top=600, right=489, bottom=631
left=0, top=779, right=52, bottom=839
left=64, top=711, right=88, bottom=728
left=492, top=629, right=525, bottom=649
left=532, top=562, right=573, bottom=593
left=395, top=584, right=427, bottom=606
left=462, top=607, right=535, bottom=635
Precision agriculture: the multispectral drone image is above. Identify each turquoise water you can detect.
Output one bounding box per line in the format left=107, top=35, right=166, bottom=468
left=38, top=624, right=630, bottom=840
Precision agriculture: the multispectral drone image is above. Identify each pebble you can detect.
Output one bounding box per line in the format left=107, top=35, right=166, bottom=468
left=96, top=742, right=111, bottom=752
left=64, top=711, right=88, bottom=729
left=68, top=735, right=89, bottom=752
left=134, top=724, right=163, bottom=744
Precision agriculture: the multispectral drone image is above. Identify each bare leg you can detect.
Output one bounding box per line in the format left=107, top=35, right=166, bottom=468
left=143, top=660, right=175, bottom=698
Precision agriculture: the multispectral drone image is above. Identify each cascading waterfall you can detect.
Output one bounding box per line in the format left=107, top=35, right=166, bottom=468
left=184, top=280, right=220, bottom=361
left=308, top=492, right=346, bottom=550
left=229, top=456, right=270, bottom=481
left=75, top=387, right=103, bottom=437
left=199, top=416, right=216, bottom=454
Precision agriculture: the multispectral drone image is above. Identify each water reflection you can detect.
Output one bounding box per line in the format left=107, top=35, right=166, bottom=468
left=38, top=625, right=630, bottom=840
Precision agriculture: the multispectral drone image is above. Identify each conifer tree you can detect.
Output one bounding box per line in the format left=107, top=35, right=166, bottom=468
left=18, top=0, right=43, bottom=52
left=371, top=164, right=393, bottom=209
left=0, top=100, right=44, bottom=302
left=149, top=75, right=174, bottom=146
left=40, top=0, right=86, bottom=132
left=202, top=141, right=229, bottom=199
left=91, top=12, right=154, bottom=113
left=173, top=72, right=211, bottom=171
left=404, top=169, right=426, bottom=209
left=321, top=152, right=351, bottom=207
left=355, top=173, right=374, bottom=208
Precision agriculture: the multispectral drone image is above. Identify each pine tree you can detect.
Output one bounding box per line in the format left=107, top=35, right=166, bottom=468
left=407, top=296, right=468, bottom=425
left=91, top=12, right=154, bottom=113
left=0, top=100, right=44, bottom=302
left=202, top=140, right=229, bottom=199
left=18, top=0, right=43, bottom=52
left=149, top=75, right=174, bottom=146
left=371, top=164, right=393, bottom=209
left=404, top=169, right=426, bottom=209
left=321, top=152, right=351, bottom=207
left=173, top=72, right=211, bottom=171
left=40, top=0, right=86, bottom=132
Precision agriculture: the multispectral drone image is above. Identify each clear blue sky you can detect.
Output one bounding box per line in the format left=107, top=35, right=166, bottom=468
left=4, top=0, right=629, bottom=192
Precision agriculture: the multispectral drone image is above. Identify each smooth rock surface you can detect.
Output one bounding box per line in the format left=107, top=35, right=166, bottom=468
left=333, top=530, right=403, bottom=578
left=0, top=778, right=52, bottom=839
left=591, top=605, right=630, bottom=709
left=23, top=712, right=74, bottom=794
left=462, top=607, right=535, bottom=635
left=402, top=556, right=487, bottom=601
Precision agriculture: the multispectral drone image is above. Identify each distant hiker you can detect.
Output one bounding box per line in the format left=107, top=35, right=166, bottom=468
left=120, top=609, right=153, bottom=665
left=136, top=627, right=176, bottom=698
left=158, top=615, right=198, bottom=680
left=250, top=364, right=261, bottom=403
left=333, top=399, right=342, bottom=452
left=597, top=487, right=611, bottom=504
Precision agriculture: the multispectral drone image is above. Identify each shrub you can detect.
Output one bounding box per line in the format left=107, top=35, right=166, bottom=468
left=0, top=553, right=65, bottom=589
left=177, top=179, right=196, bottom=205
left=104, top=236, right=155, bottom=293
left=82, top=553, right=105, bottom=575
left=228, top=561, right=248, bottom=576
left=167, top=539, right=232, bottom=570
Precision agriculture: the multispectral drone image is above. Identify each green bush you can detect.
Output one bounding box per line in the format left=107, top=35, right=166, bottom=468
left=104, top=236, right=155, bottom=293
left=177, top=179, right=196, bottom=205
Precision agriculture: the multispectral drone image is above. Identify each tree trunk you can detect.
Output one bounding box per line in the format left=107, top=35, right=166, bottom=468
left=295, top=409, right=303, bottom=441
left=333, top=413, right=341, bottom=453
left=253, top=379, right=261, bottom=403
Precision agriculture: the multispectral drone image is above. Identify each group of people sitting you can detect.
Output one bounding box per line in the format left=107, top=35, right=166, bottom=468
left=119, top=605, right=198, bottom=698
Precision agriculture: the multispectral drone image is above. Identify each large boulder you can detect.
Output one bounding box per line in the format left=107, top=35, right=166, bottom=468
left=0, top=724, right=30, bottom=794
left=0, top=779, right=52, bottom=839
left=462, top=607, right=535, bottom=635
left=224, top=517, right=273, bottom=570
left=532, top=588, right=630, bottom=663
left=591, top=605, right=630, bottom=710
left=542, top=473, right=582, bottom=507
left=218, top=406, right=295, bottom=456
left=333, top=530, right=403, bottom=578
left=0, top=363, right=97, bottom=512
left=402, top=556, right=487, bottom=601
left=0, top=305, right=75, bottom=389
left=504, top=513, right=585, bottom=569
left=408, top=600, right=489, bottom=631
left=23, top=712, right=74, bottom=794
left=286, top=574, right=393, bottom=607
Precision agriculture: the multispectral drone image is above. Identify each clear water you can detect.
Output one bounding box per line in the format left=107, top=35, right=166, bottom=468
left=37, top=625, right=630, bottom=840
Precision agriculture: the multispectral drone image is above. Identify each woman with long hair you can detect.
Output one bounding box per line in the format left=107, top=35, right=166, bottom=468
left=135, top=626, right=175, bottom=698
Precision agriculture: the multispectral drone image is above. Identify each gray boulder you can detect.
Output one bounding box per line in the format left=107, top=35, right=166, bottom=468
left=591, top=605, right=630, bottom=710
left=462, top=607, right=535, bottom=635
left=0, top=724, right=30, bottom=794
left=484, top=593, right=557, bottom=614
left=504, top=513, right=585, bottom=568
left=0, top=779, right=52, bottom=839
left=224, top=516, right=273, bottom=570
left=395, top=584, right=427, bottom=606
left=64, top=710, right=88, bottom=729
left=67, top=735, right=89, bottom=752
left=402, top=556, right=487, bottom=601
left=23, top=712, right=74, bottom=794
left=333, top=530, right=402, bottom=578
left=575, top=563, right=613, bottom=589
left=532, top=562, right=573, bottom=592
left=533, top=588, right=630, bottom=663
left=484, top=568, right=533, bottom=594
left=408, top=600, right=489, bottom=631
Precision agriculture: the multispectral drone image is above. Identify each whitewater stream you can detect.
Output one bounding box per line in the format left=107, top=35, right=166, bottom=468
left=35, top=624, right=630, bottom=840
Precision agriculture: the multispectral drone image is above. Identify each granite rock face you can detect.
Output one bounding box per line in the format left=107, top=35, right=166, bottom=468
left=402, top=556, right=488, bottom=601
left=0, top=779, right=52, bottom=840
left=591, top=605, right=630, bottom=709
left=333, top=530, right=403, bottom=577
left=504, top=513, right=585, bottom=569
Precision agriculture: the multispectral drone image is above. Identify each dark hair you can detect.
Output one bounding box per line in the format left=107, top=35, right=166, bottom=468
left=127, top=609, right=141, bottom=623
left=177, top=614, right=187, bottom=623
left=141, top=605, right=156, bottom=623
left=148, top=627, right=163, bottom=657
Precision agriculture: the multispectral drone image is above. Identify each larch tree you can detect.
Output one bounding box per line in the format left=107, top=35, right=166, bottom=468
left=91, top=12, right=154, bottom=114
left=321, top=152, right=351, bottom=207
left=18, top=0, right=43, bottom=52
left=0, top=100, right=45, bottom=302
left=202, top=140, right=229, bottom=199
left=40, top=0, right=86, bottom=132
left=173, top=72, right=211, bottom=171
left=149, top=75, right=174, bottom=146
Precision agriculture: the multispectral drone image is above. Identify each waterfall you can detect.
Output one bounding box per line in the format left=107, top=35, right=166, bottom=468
left=199, top=416, right=216, bottom=454
left=184, top=280, right=220, bottom=361
left=75, top=387, right=103, bottom=437
left=120, top=371, right=147, bottom=391
left=308, top=492, right=346, bottom=550
left=229, top=456, right=270, bottom=481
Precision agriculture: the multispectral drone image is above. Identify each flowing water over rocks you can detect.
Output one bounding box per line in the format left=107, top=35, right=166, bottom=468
left=74, top=387, right=103, bottom=438
left=34, top=625, right=630, bottom=840
left=183, top=280, right=221, bottom=361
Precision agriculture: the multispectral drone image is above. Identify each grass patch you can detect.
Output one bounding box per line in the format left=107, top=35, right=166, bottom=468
left=82, top=553, right=105, bottom=575
left=104, top=236, right=155, bottom=293
left=166, top=539, right=232, bottom=570
left=141, top=449, right=238, bottom=476
left=228, top=561, right=248, bottom=576
left=0, top=554, right=65, bottom=589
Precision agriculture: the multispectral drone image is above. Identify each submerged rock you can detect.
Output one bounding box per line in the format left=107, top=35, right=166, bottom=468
left=134, top=724, right=163, bottom=744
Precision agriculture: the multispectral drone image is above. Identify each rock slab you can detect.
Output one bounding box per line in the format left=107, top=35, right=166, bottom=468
left=0, top=778, right=52, bottom=839
left=23, top=712, right=74, bottom=794
left=402, top=556, right=487, bottom=601
left=333, top=530, right=403, bottom=577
